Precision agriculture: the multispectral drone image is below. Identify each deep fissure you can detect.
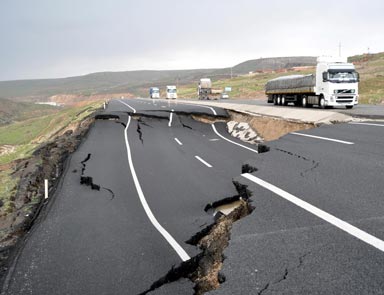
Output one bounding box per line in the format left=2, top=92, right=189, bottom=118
left=79, top=153, right=115, bottom=198
left=138, top=181, right=254, bottom=295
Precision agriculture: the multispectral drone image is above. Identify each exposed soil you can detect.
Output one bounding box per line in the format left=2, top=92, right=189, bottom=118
left=228, top=110, right=315, bottom=141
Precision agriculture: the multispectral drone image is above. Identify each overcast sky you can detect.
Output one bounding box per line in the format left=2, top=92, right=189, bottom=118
left=0, top=0, right=383, bottom=81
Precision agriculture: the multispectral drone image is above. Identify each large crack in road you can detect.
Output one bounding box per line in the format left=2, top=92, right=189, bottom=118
left=139, top=181, right=254, bottom=295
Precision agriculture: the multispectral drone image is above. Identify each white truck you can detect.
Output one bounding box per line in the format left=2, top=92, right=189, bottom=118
left=198, top=78, right=222, bottom=100
left=266, top=57, right=359, bottom=109
left=149, top=87, right=160, bottom=99
left=166, top=85, right=177, bottom=99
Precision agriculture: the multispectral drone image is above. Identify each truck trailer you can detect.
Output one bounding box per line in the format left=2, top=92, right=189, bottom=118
left=265, top=57, right=359, bottom=109
left=198, top=78, right=222, bottom=100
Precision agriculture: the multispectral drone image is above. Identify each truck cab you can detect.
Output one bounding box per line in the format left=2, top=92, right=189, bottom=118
left=315, top=57, right=359, bottom=108
left=149, top=87, right=160, bottom=99
left=166, top=86, right=177, bottom=99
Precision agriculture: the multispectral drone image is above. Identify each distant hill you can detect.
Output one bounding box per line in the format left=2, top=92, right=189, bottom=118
left=0, top=57, right=317, bottom=101
left=230, top=56, right=317, bottom=74
left=0, top=98, right=58, bottom=126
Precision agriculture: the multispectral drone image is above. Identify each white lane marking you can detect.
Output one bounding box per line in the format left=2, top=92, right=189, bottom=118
left=195, top=156, right=213, bottom=168
left=118, top=100, right=136, bottom=113
left=173, top=101, right=217, bottom=115
left=211, top=124, right=259, bottom=154
left=209, top=139, right=220, bottom=142
left=349, top=122, right=384, bottom=127
left=174, top=138, right=183, bottom=145
left=168, top=109, right=174, bottom=127
left=290, top=132, right=354, bottom=145
left=123, top=116, right=190, bottom=262
left=161, top=106, right=166, bottom=108
left=242, top=173, right=384, bottom=253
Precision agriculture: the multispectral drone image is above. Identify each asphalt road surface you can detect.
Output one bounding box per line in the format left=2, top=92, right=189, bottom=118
left=216, top=98, right=384, bottom=119
left=2, top=98, right=384, bottom=294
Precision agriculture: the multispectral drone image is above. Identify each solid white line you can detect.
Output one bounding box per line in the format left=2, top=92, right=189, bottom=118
left=174, top=138, right=183, bottom=145
left=242, top=173, right=384, bottom=252
left=195, top=156, right=212, bottom=168
left=211, top=124, right=259, bottom=154
left=118, top=100, right=136, bottom=113
left=123, top=116, right=190, bottom=262
left=349, top=122, right=384, bottom=127
left=168, top=109, right=174, bottom=127
left=174, top=101, right=217, bottom=115
left=290, top=132, right=354, bottom=145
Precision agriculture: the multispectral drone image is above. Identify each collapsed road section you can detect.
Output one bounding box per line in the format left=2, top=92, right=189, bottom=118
left=139, top=180, right=254, bottom=295
left=1, top=98, right=329, bottom=294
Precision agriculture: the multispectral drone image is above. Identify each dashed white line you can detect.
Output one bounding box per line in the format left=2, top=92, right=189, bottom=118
left=349, top=122, right=384, bottom=127
left=242, top=173, right=384, bottom=253
left=123, top=116, right=190, bottom=262
left=168, top=109, right=174, bottom=127
left=211, top=124, right=259, bottom=153
left=118, top=100, right=136, bottom=113
left=290, top=132, right=354, bottom=145
left=174, top=138, right=183, bottom=145
left=195, top=156, right=213, bottom=168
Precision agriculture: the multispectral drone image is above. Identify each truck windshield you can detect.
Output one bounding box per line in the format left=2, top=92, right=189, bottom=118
left=167, top=89, right=177, bottom=93
left=328, top=71, right=359, bottom=83
left=152, top=89, right=159, bottom=93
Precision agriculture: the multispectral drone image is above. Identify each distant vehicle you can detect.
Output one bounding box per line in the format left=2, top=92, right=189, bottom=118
left=166, top=85, right=177, bottom=99
left=221, top=92, right=229, bottom=99
left=198, top=78, right=222, bottom=100
left=265, top=56, right=359, bottom=109
left=149, top=87, right=160, bottom=99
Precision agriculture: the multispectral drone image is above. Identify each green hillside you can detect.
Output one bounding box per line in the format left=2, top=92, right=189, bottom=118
left=0, top=98, right=59, bottom=126
left=0, top=57, right=316, bottom=100
left=0, top=54, right=382, bottom=104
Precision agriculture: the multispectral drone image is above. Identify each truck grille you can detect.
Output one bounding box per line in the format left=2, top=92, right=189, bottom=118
left=336, top=96, right=354, bottom=103
left=335, top=89, right=354, bottom=94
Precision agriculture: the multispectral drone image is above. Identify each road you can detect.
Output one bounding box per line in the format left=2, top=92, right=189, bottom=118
left=216, top=98, right=384, bottom=119
left=2, top=98, right=384, bottom=294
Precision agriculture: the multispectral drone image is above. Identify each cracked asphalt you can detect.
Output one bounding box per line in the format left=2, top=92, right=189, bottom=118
left=2, top=98, right=384, bottom=294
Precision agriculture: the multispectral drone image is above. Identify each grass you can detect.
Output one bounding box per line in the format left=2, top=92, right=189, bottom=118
left=0, top=101, right=102, bottom=212
left=0, top=170, right=18, bottom=214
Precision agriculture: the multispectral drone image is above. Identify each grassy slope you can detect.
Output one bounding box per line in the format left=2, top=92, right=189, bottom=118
left=349, top=52, right=384, bottom=104
left=178, top=52, right=384, bottom=104
left=0, top=98, right=59, bottom=126
left=0, top=101, right=102, bottom=209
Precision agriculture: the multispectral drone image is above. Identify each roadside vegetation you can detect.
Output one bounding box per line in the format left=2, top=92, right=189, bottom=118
left=178, top=52, right=384, bottom=104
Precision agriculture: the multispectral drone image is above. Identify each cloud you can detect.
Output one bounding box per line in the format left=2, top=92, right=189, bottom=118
left=0, top=0, right=383, bottom=80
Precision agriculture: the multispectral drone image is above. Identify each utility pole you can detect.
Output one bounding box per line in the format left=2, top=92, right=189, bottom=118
left=230, top=67, right=233, bottom=79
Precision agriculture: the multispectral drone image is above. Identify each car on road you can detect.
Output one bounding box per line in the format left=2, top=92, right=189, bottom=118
left=221, top=92, right=229, bottom=99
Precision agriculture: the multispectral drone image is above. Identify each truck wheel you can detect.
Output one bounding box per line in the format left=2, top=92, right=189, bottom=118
left=282, top=96, right=287, bottom=106
left=277, top=95, right=282, bottom=105
left=319, top=96, right=325, bottom=109
left=346, top=105, right=353, bottom=109
left=302, top=96, right=307, bottom=108
left=274, top=96, right=278, bottom=105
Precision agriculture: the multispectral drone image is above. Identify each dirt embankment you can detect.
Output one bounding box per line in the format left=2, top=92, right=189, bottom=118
left=0, top=114, right=96, bottom=276
left=228, top=110, right=315, bottom=141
